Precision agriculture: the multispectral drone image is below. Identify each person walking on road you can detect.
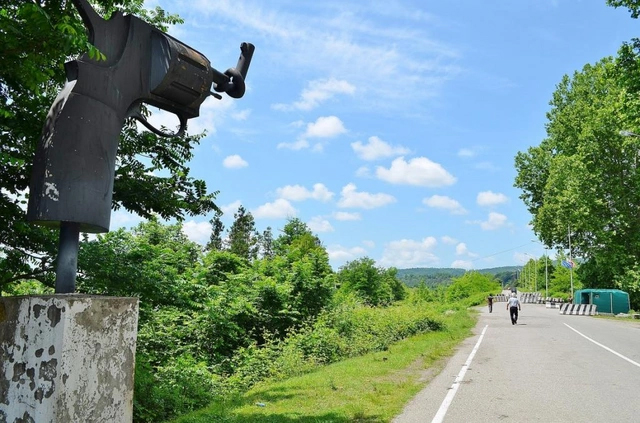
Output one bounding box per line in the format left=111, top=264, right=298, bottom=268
left=507, top=292, right=521, bottom=325
left=487, top=293, right=494, bottom=313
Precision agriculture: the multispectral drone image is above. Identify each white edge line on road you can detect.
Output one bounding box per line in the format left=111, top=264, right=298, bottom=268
left=564, top=323, right=640, bottom=369
left=431, top=324, right=489, bottom=423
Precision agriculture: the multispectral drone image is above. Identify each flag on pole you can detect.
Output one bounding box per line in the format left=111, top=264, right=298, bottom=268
left=561, top=260, right=575, bottom=269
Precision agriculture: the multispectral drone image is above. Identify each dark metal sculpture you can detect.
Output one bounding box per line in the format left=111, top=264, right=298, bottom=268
left=27, top=0, right=254, bottom=293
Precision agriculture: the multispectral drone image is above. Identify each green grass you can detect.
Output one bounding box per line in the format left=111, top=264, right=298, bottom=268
left=594, top=313, right=640, bottom=324
left=169, top=309, right=476, bottom=423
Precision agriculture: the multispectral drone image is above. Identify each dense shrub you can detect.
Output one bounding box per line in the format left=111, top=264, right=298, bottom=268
left=445, top=271, right=502, bottom=303
left=134, top=354, right=220, bottom=423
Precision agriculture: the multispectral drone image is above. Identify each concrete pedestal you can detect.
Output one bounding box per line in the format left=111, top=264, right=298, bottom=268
left=0, top=295, right=139, bottom=423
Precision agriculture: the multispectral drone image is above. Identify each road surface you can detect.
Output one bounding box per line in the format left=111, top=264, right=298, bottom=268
left=393, top=299, right=640, bottom=422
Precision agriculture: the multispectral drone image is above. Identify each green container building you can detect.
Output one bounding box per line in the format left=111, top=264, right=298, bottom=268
left=574, top=289, right=630, bottom=314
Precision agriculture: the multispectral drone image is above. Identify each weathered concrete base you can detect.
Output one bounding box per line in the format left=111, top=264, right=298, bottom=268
left=0, top=295, right=139, bottom=423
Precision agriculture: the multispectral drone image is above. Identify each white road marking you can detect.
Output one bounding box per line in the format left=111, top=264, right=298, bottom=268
left=564, top=323, right=640, bottom=368
left=431, top=325, right=488, bottom=423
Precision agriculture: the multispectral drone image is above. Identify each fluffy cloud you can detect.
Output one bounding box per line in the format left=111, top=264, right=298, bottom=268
left=423, top=195, right=467, bottom=215
left=351, top=136, right=410, bottom=161
left=182, top=220, right=212, bottom=244
left=276, top=183, right=334, bottom=202
left=477, top=190, right=508, bottom=206
left=455, top=242, right=469, bottom=256
left=337, top=183, right=396, bottom=209
left=273, top=78, right=356, bottom=111
left=376, top=157, right=456, bottom=187
left=278, top=116, right=346, bottom=151
left=222, top=154, right=248, bottom=169
left=252, top=199, right=297, bottom=219
left=481, top=212, right=508, bottom=230
left=277, top=139, right=310, bottom=150
left=307, top=216, right=334, bottom=232
left=379, top=237, right=439, bottom=268
left=110, top=209, right=144, bottom=229
left=221, top=200, right=243, bottom=215
left=441, top=235, right=458, bottom=245
left=356, top=166, right=371, bottom=178
left=304, top=116, right=347, bottom=138
left=327, top=245, right=368, bottom=262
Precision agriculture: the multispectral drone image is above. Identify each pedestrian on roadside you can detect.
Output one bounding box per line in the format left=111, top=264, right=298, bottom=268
left=507, top=292, right=521, bottom=325
left=487, top=293, right=494, bottom=313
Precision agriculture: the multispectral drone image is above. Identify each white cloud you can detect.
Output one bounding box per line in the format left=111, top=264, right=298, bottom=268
left=451, top=260, right=473, bottom=270
left=337, top=183, right=396, bottom=209
left=356, top=166, right=371, bottom=178
left=277, top=139, right=310, bottom=150
left=182, top=220, right=212, bottom=244
left=307, top=216, right=334, bottom=233
left=327, top=245, right=368, bottom=262
left=252, top=199, right=297, bottom=219
left=379, top=237, right=439, bottom=268
left=273, top=78, right=356, bottom=111
left=376, top=157, right=456, bottom=187
left=423, top=195, right=467, bottom=215
left=279, top=116, right=347, bottom=151
left=332, top=211, right=361, bottom=221
left=351, top=136, right=410, bottom=161
left=441, top=236, right=458, bottom=245
left=276, top=183, right=334, bottom=202
left=477, top=190, right=508, bottom=206
left=481, top=212, right=508, bottom=230
left=223, top=154, right=248, bottom=169
left=190, top=1, right=461, bottom=112
left=110, top=210, right=144, bottom=229
left=221, top=200, right=243, bottom=215
left=363, top=240, right=375, bottom=248
left=456, top=242, right=469, bottom=256
left=304, top=116, right=347, bottom=138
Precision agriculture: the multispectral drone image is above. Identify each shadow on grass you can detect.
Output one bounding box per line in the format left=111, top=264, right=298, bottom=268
left=230, top=386, right=385, bottom=423
left=224, top=411, right=384, bottom=423
left=174, top=386, right=386, bottom=423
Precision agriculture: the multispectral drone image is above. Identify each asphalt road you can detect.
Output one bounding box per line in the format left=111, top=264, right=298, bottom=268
left=392, top=299, right=640, bottom=423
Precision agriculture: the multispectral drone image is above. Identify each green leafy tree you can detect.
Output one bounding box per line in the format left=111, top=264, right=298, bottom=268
left=548, top=255, right=582, bottom=299
left=445, top=271, right=502, bottom=303
left=206, top=210, right=225, bottom=251
left=514, top=57, right=640, bottom=290
left=273, top=217, right=322, bottom=256
left=227, top=205, right=259, bottom=261
left=337, top=257, right=398, bottom=306
left=0, top=0, right=217, bottom=291
left=200, top=249, right=247, bottom=285
left=260, top=226, right=275, bottom=259
left=607, top=0, right=640, bottom=17
left=613, top=265, right=640, bottom=309
left=76, top=220, right=201, bottom=318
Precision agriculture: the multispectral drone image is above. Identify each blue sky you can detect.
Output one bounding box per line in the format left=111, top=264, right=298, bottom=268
left=115, top=0, right=640, bottom=270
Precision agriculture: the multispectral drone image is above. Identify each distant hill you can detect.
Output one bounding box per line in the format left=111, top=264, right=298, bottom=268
left=397, top=266, right=520, bottom=288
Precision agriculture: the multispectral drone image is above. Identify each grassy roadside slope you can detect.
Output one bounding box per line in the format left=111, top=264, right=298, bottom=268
left=170, top=308, right=476, bottom=423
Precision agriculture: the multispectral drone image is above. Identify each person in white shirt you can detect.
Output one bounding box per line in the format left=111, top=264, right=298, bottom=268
left=507, top=293, right=521, bottom=325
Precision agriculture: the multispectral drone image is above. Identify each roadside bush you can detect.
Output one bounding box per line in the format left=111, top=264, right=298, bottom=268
left=445, top=271, right=502, bottom=303
left=134, top=354, right=220, bottom=423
